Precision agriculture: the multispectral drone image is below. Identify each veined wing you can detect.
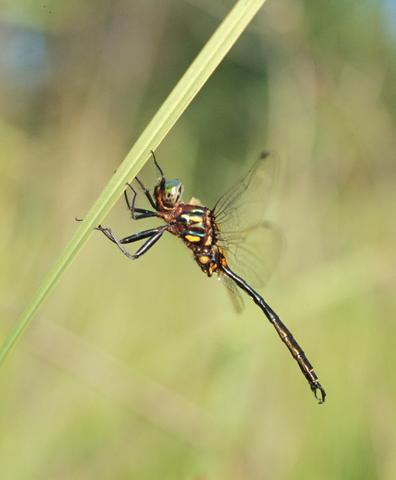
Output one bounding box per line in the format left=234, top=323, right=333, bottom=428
left=218, top=221, right=283, bottom=289
left=214, top=152, right=283, bottom=289
left=213, top=151, right=277, bottom=231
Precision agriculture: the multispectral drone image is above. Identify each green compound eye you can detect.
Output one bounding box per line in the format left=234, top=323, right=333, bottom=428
left=163, top=179, right=183, bottom=205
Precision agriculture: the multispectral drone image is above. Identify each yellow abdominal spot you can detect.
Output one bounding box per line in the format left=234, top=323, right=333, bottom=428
left=198, top=256, right=210, bottom=265
left=185, top=234, right=200, bottom=243
left=209, top=263, right=218, bottom=274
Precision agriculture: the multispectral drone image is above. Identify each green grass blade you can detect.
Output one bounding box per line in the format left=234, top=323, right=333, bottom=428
left=0, top=0, right=266, bottom=365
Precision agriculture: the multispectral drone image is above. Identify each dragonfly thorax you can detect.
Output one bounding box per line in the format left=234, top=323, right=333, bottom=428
left=173, top=204, right=226, bottom=277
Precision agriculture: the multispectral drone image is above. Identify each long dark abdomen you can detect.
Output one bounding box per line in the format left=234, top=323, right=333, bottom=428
left=221, top=265, right=326, bottom=403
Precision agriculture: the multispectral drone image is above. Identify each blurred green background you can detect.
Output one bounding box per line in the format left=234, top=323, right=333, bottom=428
left=1, top=0, right=396, bottom=479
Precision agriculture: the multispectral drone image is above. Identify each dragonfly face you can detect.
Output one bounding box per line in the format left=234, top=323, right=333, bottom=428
left=154, top=178, right=184, bottom=210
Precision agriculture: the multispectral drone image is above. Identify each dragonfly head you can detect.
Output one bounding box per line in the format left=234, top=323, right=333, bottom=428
left=155, top=178, right=184, bottom=210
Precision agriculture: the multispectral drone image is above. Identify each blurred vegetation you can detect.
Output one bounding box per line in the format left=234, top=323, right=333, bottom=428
left=1, top=0, right=396, bottom=479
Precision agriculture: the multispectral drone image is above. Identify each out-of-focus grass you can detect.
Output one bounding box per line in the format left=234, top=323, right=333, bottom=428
left=1, top=1, right=396, bottom=479
left=0, top=0, right=266, bottom=368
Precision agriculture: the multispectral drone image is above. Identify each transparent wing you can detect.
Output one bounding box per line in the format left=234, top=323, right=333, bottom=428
left=214, top=153, right=283, bottom=289
left=218, top=272, right=245, bottom=314
left=213, top=152, right=277, bottom=231
left=218, top=221, right=283, bottom=289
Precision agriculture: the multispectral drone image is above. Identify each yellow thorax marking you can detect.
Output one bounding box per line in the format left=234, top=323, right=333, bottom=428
left=189, top=215, right=203, bottom=224
left=185, top=234, right=200, bottom=243
left=180, top=213, right=203, bottom=225
left=204, top=235, right=212, bottom=246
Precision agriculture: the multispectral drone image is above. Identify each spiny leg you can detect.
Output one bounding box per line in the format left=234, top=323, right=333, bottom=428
left=133, top=150, right=165, bottom=209
left=221, top=265, right=326, bottom=404
left=124, top=183, right=158, bottom=220
left=96, top=225, right=166, bottom=260
left=130, top=150, right=164, bottom=210
left=135, top=176, right=157, bottom=210
left=123, top=183, right=137, bottom=214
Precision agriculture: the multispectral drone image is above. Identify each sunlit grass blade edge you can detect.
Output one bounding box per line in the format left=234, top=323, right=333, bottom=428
left=0, top=0, right=266, bottom=365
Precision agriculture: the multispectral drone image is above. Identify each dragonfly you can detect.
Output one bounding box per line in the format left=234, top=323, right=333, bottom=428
left=96, top=151, right=326, bottom=404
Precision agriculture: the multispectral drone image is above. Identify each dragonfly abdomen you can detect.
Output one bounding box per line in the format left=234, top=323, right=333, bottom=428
left=221, top=264, right=326, bottom=403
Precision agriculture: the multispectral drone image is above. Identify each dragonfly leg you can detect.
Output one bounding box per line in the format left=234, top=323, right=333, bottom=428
left=221, top=265, right=326, bottom=404
left=150, top=150, right=165, bottom=178
left=124, top=183, right=158, bottom=220
left=131, top=227, right=165, bottom=259
left=135, top=176, right=157, bottom=210
left=96, top=225, right=166, bottom=260
left=127, top=151, right=164, bottom=211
